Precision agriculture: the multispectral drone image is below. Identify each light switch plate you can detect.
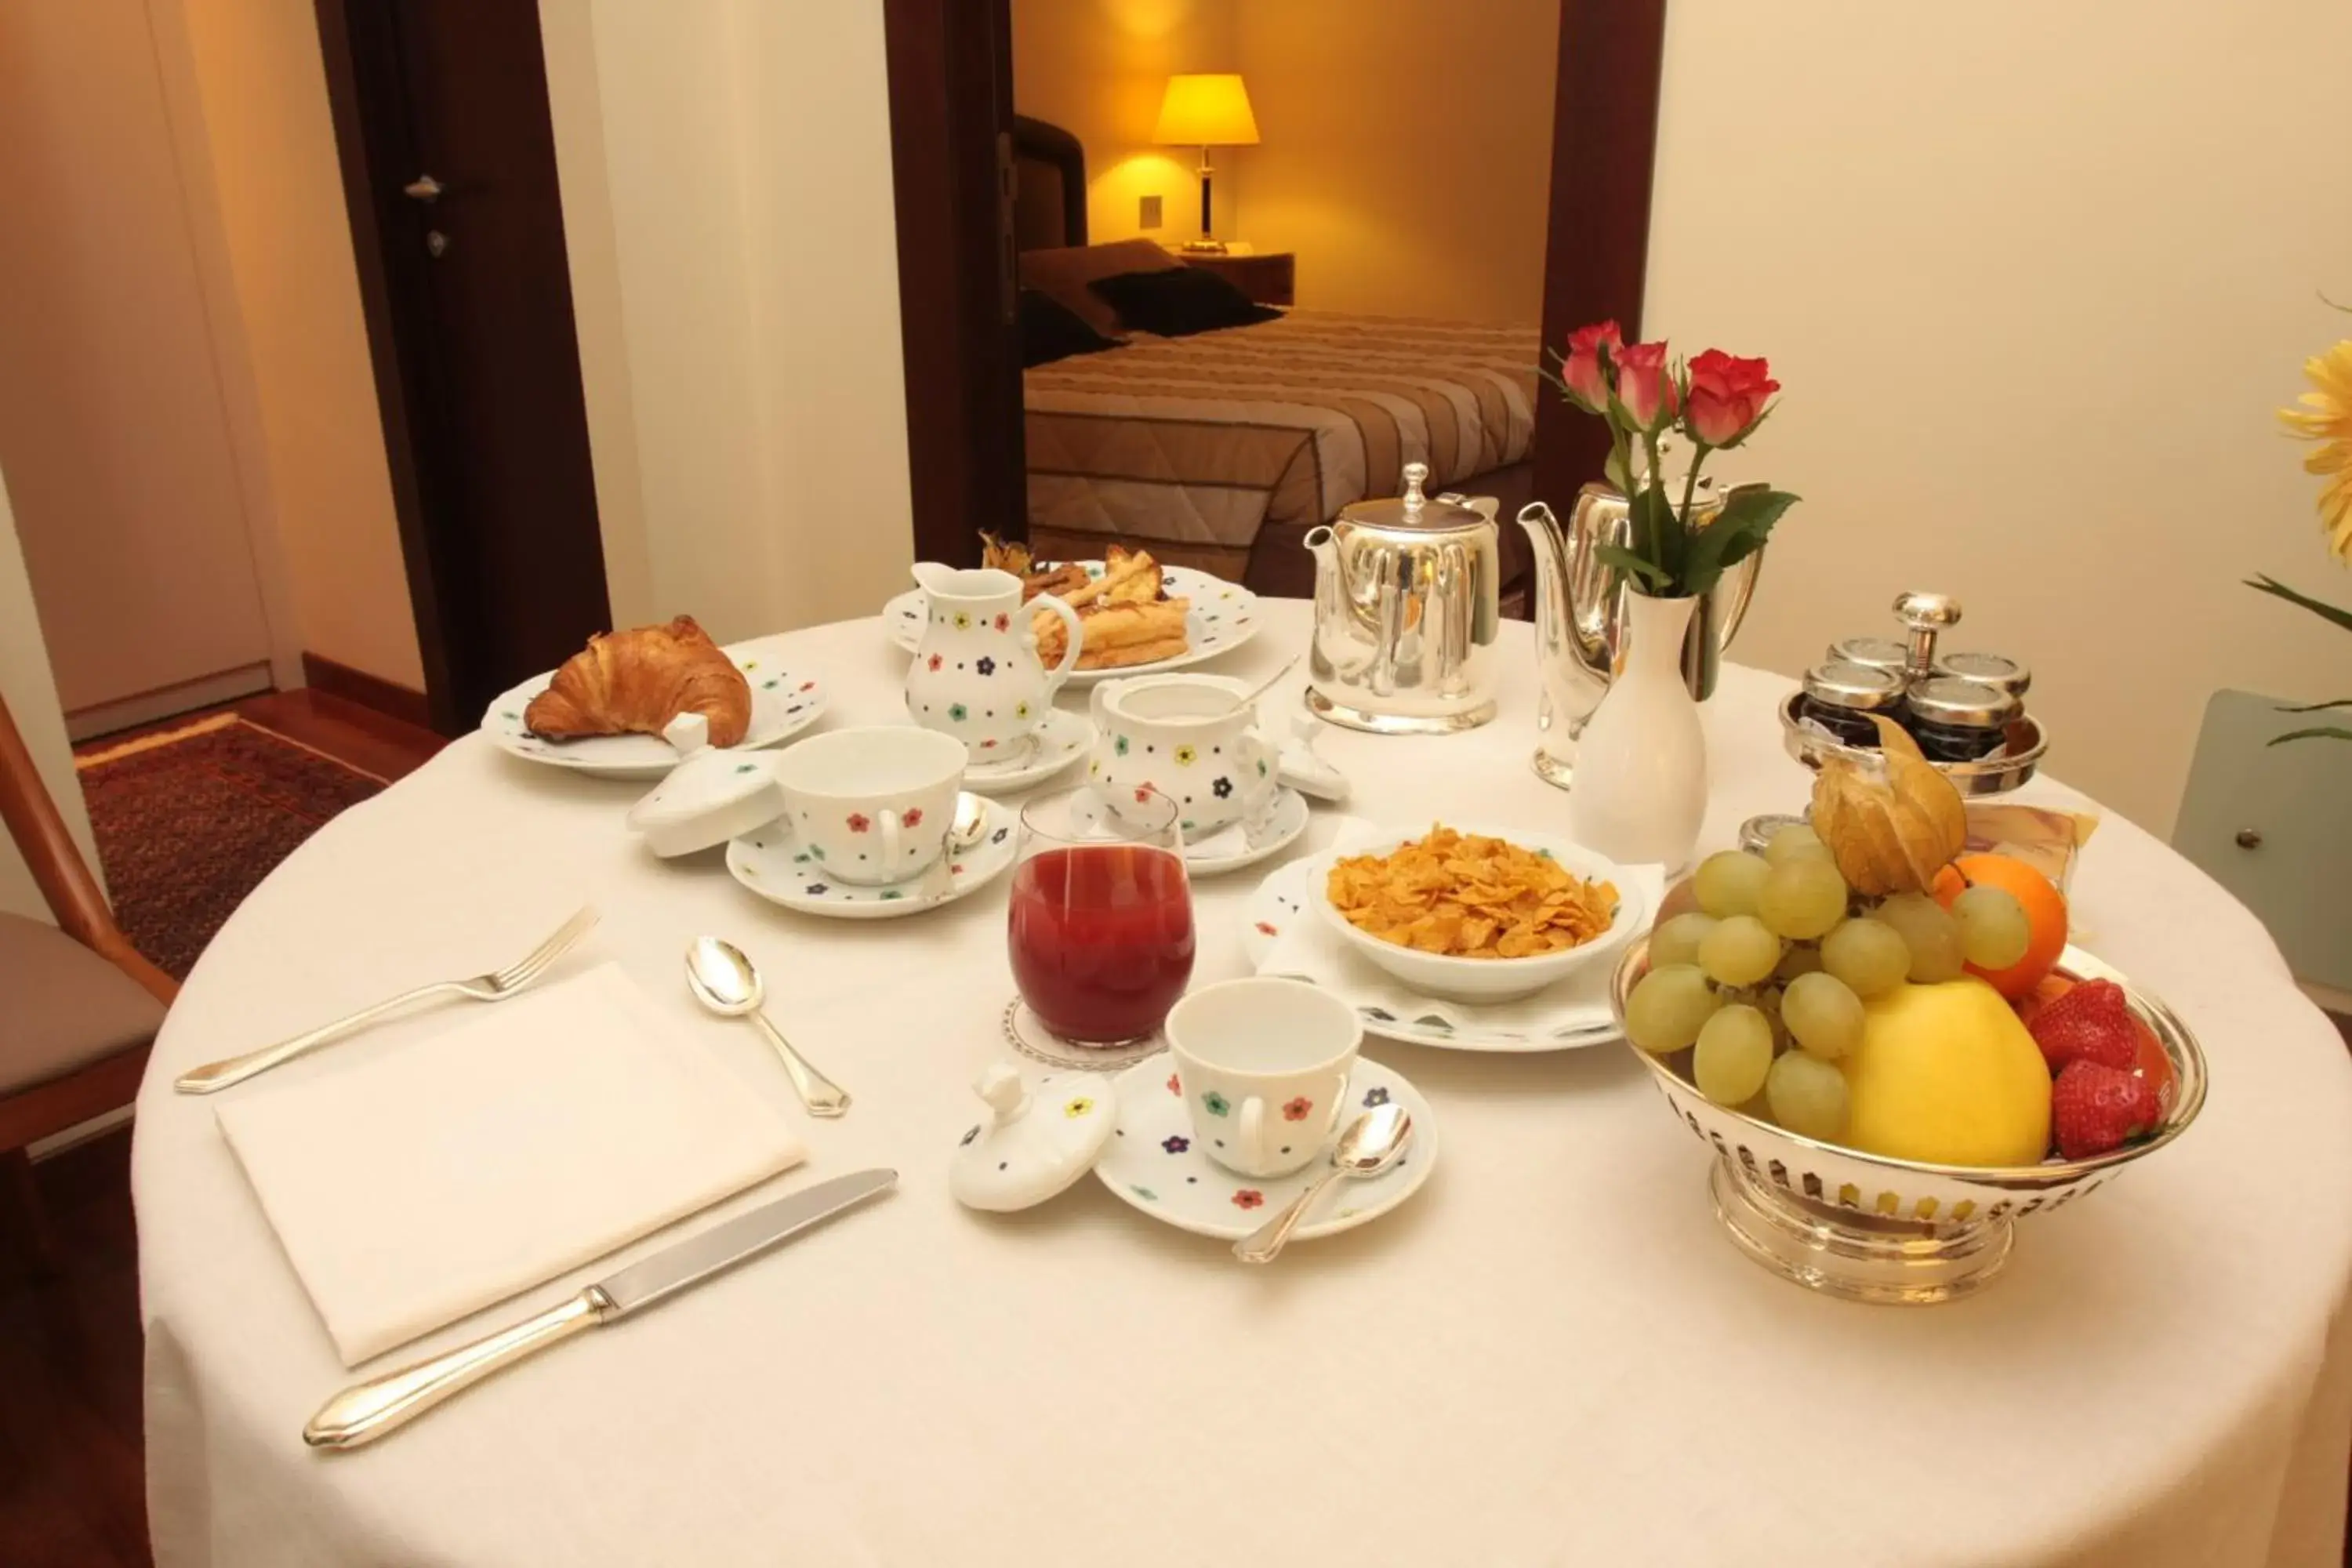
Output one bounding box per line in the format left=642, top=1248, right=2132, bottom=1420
left=1139, top=194, right=1163, bottom=229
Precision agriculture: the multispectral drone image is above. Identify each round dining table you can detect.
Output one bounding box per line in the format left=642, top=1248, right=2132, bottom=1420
left=134, top=601, right=2352, bottom=1568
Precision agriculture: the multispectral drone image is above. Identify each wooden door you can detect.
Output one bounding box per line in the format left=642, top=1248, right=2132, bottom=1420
left=315, top=0, right=610, bottom=733
left=0, top=0, right=278, bottom=728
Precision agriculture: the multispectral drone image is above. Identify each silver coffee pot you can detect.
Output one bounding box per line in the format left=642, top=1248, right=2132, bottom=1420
left=1516, top=480, right=1767, bottom=788
left=1303, top=462, right=1501, bottom=734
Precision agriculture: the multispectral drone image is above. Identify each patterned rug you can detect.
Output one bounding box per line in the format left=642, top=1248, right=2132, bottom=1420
left=75, top=715, right=386, bottom=980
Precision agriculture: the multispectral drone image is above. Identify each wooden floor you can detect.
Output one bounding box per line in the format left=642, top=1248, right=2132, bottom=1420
left=4, top=691, right=442, bottom=1568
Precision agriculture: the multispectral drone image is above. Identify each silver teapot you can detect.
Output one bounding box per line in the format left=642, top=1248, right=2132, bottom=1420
left=1516, top=480, right=1766, bottom=788
left=1303, top=462, right=1501, bottom=734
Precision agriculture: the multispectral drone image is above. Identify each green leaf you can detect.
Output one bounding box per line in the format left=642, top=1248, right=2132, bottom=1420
left=1603, top=449, right=1632, bottom=495
left=2245, top=574, right=2352, bottom=636
left=1592, top=543, right=1668, bottom=590
left=2276, top=697, right=2352, bottom=714
left=1682, top=488, right=1799, bottom=596
left=2267, top=726, right=2352, bottom=745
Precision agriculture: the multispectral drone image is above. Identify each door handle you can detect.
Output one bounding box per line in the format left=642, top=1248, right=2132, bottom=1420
left=403, top=174, right=445, bottom=202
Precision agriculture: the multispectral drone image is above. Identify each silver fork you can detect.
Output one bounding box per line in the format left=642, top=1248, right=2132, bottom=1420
left=174, top=907, right=601, bottom=1094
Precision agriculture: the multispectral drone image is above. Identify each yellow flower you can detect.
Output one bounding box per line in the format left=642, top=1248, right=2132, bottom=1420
left=2280, top=339, right=2352, bottom=563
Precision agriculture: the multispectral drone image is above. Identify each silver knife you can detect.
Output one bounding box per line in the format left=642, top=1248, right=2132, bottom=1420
left=303, top=1168, right=897, bottom=1450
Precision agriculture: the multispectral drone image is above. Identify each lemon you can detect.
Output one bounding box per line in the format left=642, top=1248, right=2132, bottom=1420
left=1838, top=979, right=2051, bottom=1167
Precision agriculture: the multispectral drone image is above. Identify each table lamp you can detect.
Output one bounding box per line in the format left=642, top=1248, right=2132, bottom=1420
left=1152, top=73, right=1259, bottom=254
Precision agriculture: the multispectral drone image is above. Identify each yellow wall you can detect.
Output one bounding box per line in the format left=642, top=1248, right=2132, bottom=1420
left=1011, top=0, right=1242, bottom=245
left=0, top=465, right=97, bottom=922
left=541, top=0, right=914, bottom=641
left=172, top=0, right=423, bottom=690
left=1644, top=0, right=2352, bottom=833
left=1236, top=0, right=1558, bottom=322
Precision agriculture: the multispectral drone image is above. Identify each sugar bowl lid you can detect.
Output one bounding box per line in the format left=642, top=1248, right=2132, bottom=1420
left=1336, top=462, right=1490, bottom=535
left=950, top=1064, right=1119, bottom=1211
left=626, top=713, right=789, bottom=858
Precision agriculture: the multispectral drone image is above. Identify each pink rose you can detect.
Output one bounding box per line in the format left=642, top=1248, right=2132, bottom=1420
left=1684, top=349, right=1779, bottom=446
left=1560, top=320, right=1622, bottom=412
left=1613, top=341, right=1677, bottom=432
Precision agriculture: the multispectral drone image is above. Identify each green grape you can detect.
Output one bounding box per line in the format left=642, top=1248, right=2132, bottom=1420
left=1693, top=850, right=1772, bottom=918
left=1697, top=915, right=1783, bottom=987
left=1766, top=1050, right=1850, bottom=1141
left=1624, top=964, right=1721, bottom=1054
left=1780, top=971, right=1864, bottom=1060
left=1877, top=892, right=1966, bottom=983
left=1757, top=856, right=1849, bottom=940
left=1694, top=1004, right=1774, bottom=1105
left=1820, top=917, right=1911, bottom=997
left=1951, top=885, right=2031, bottom=970
left=1775, top=942, right=1823, bottom=982
left=1649, top=912, right=1719, bottom=969
left=1763, top=822, right=1834, bottom=866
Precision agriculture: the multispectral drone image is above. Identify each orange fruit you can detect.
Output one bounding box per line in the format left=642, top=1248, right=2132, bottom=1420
left=1931, top=854, right=2068, bottom=999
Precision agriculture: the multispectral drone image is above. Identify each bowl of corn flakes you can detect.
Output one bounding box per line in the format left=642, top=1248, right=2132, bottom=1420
left=1315, top=825, right=1646, bottom=1003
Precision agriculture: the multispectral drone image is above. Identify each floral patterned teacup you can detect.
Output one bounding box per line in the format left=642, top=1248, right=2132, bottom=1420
left=1087, top=673, right=1279, bottom=842
left=768, top=726, right=967, bottom=887
left=905, top=564, right=1084, bottom=763
left=1164, top=978, right=1360, bottom=1178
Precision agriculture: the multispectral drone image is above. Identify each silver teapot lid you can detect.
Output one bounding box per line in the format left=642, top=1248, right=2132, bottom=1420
left=1338, top=463, right=1490, bottom=535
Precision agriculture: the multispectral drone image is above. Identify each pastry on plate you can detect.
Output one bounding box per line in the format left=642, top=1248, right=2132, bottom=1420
left=524, top=616, right=752, bottom=746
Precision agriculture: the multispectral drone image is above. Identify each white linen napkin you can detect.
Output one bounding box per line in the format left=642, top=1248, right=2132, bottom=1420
left=1257, top=821, right=1664, bottom=1046
left=216, top=962, right=804, bottom=1366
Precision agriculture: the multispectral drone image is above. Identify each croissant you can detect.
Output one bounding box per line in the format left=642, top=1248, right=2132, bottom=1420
left=524, top=616, right=753, bottom=746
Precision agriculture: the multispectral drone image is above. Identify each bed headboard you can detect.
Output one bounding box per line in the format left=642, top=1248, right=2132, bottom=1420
left=1011, top=115, right=1087, bottom=250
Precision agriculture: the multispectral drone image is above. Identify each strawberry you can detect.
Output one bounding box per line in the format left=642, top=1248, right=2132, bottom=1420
left=2050, top=1059, right=2162, bottom=1160
left=2026, top=978, right=2136, bottom=1074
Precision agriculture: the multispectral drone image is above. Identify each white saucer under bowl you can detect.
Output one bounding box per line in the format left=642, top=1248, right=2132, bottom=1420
left=727, top=797, right=1017, bottom=919
left=1069, top=785, right=1310, bottom=877
left=1094, top=1053, right=1438, bottom=1243
left=959, top=708, right=1094, bottom=796
left=481, top=637, right=826, bottom=780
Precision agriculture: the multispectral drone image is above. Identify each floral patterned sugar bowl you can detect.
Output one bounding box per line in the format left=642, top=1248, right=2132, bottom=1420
left=1608, top=936, right=2206, bottom=1305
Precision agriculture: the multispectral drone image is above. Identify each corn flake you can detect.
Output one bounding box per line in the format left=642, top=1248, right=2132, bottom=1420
left=1327, top=826, right=1618, bottom=960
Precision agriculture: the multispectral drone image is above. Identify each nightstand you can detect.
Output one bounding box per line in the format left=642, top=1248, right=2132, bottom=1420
left=1181, top=250, right=1294, bottom=307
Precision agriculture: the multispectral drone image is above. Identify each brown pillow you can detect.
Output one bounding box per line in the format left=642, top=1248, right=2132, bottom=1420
left=1018, top=239, right=1183, bottom=339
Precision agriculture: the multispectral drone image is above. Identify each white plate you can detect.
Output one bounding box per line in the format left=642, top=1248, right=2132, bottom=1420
left=481, top=637, right=826, bottom=780
left=726, top=797, right=1018, bottom=920
left=1242, top=859, right=1624, bottom=1053
left=884, top=563, right=1261, bottom=684
left=1094, top=1053, right=1437, bottom=1243
left=960, top=708, right=1094, bottom=796
left=1071, top=785, right=1310, bottom=877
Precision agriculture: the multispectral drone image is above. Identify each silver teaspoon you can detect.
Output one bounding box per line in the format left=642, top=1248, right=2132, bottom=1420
left=923, top=791, right=991, bottom=901
left=684, top=937, right=851, bottom=1117
left=1232, top=1102, right=1412, bottom=1264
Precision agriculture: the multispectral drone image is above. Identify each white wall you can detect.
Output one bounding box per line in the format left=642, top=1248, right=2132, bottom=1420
left=1237, top=0, right=1557, bottom=322
left=541, top=0, right=914, bottom=643
left=0, top=467, right=97, bottom=923
left=1644, top=0, right=2352, bottom=834
left=1011, top=0, right=1241, bottom=246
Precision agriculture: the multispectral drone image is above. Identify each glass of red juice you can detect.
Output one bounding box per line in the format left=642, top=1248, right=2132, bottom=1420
left=1007, top=786, right=1196, bottom=1046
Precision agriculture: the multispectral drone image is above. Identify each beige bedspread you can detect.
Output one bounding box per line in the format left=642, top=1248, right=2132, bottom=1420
left=1024, top=311, right=1540, bottom=575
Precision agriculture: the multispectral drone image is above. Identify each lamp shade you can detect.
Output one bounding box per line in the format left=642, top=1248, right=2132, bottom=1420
left=1152, top=74, right=1260, bottom=147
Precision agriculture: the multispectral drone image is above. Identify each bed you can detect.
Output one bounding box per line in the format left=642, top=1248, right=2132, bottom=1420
left=1011, top=116, right=1540, bottom=603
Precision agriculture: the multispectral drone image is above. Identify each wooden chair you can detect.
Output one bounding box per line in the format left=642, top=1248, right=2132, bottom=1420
left=0, top=687, right=176, bottom=1269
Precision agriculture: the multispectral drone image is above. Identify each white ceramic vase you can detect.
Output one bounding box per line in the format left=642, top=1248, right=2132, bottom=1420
left=1566, top=590, right=1707, bottom=874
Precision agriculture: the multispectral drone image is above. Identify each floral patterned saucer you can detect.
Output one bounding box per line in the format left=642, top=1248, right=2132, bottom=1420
left=480, top=637, right=826, bottom=780
left=1093, top=1053, right=1438, bottom=1243
left=959, top=708, right=1096, bottom=796
left=884, top=563, right=1261, bottom=684
left=726, top=797, right=1018, bottom=920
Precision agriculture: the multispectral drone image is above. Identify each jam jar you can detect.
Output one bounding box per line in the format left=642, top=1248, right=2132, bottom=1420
left=1828, top=637, right=1911, bottom=682
left=1903, top=677, right=2021, bottom=763
left=1798, top=661, right=1906, bottom=748
left=1933, top=650, right=2031, bottom=699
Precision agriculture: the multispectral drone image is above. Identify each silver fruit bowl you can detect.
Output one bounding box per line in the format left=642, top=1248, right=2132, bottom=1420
left=1609, top=938, right=2207, bottom=1305
left=1776, top=692, right=2049, bottom=798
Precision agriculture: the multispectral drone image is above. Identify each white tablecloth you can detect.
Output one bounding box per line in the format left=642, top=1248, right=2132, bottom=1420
left=134, top=604, right=2352, bottom=1568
